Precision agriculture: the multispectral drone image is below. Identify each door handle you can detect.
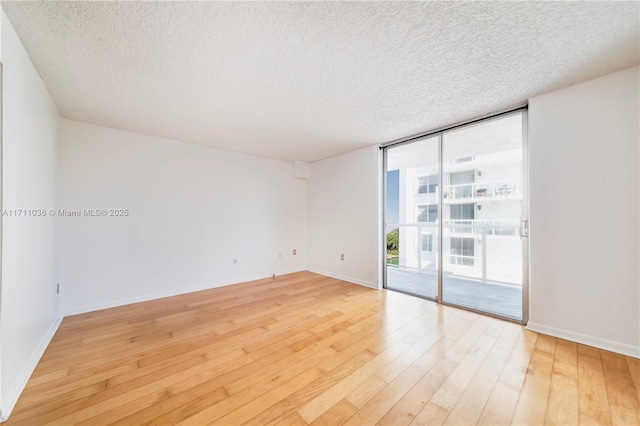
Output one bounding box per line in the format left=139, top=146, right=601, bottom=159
left=520, top=219, right=529, bottom=238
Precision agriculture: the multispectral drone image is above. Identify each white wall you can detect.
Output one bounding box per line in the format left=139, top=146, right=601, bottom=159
left=58, top=119, right=307, bottom=314
left=307, top=145, right=381, bottom=288
left=528, top=66, right=640, bottom=357
left=0, top=11, right=61, bottom=420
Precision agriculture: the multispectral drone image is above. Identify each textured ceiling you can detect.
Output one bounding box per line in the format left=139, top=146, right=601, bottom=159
left=388, top=112, right=523, bottom=171
left=3, top=1, right=639, bottom=162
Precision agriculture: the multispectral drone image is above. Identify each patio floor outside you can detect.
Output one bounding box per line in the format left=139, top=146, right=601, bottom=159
left=386, top=266, right=522, bottom=320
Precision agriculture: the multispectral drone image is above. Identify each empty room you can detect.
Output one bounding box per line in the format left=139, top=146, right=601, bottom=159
left=0, top=1, right=638, bottom=425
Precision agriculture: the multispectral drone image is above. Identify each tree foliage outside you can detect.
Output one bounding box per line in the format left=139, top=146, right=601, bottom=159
left=386, top=228, right=399, bottom=254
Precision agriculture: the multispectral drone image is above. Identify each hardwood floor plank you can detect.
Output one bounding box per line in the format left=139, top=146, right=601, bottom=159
left=545, top=339, right=579, bottom=425
left=309, top=399, right=357, bottom=426
left=443, top=320, right=520, bottom=425
left=601, top=350, right=640, bottom=425
left=576, top=345, right=612, bottom=425
left=626, top=356, right=640, bottom=407
left=345, top=364, right=427, bottom=426
left=239, top=350, right=375, bottom=426
left=76, top=388, right=169, bottom=426
left=273, top=411, right=309, bottom=426
left=2, top=271, right=638, bottom=426
left=376, top=313, right=492, bottom=425
left=410, top=401, right=449, bottom=425
left=346, top=311, right=473, bottom=425
left=296, top=339, right=412, bottom=423
left=510, top=334, right=556, bottom=425
left=476, top=328, right=537, bottom=425
left=17, top=362, right=138, bottom=410
left=477, top=381, right=521, bottom=426
left=344, top=375, right=387, bottom=409
left=7, top=381, right=108, bottom=425
left=211, top=367, right=324, bottom=425
left=427, top=329, right=500, bottom=413
left=170, top=344, right=342, bottom=425
left=111, top=385, right=229, bottom=426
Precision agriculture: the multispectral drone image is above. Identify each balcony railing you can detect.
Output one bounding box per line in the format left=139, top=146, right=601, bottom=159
left=386, top=220, right=522, bottom=285
left=442, top=179, right=521, bottom=200
left=444, top=219, right=520, bottom=236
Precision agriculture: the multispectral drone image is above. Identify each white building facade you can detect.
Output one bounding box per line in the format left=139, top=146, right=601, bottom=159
left=397, top=148, right=523, bottom=286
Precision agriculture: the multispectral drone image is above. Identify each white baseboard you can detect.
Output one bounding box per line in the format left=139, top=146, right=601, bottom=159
left=526, top=322, right=640, bottom=359
left=64, top=270, right=305, bottom=317
left=306, top=268, right=379, bottom=290
left=0, top=315, right=63, bottom=422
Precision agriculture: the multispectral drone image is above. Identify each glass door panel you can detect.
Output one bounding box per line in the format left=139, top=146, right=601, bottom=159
left=385, top=136, right=439, bottom=300
left=441, top=113, right=524, bottom=320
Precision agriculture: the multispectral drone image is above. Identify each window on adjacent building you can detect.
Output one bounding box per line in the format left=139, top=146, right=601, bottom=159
left=449, top=170, right=475, bottom=198
left=417, top=204, right=438, bottom=222
left=450, top=203, right=475, bottom=233
left=421, top=234, right=433, bottom=251
left=451, top=203, right=475, bottom=222
left=418, top=175, right=438, bottom=194
left=450, top=237, right=474, bottom=266
left=454, top=156, right=474, bottom=163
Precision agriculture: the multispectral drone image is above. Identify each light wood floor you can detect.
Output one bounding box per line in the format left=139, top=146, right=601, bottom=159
left=3, top=271, right=639, bottom=425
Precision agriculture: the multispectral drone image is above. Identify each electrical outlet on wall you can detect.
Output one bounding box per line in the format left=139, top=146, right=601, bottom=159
left=233, top=258, right=238, bottom=265
left=340, top=253, right=344, bottom=260
left=293, top=249, right=297, bottom=255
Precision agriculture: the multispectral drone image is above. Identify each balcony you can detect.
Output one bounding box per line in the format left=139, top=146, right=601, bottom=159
left=386, top=221, right=523, bottom=320
left=442, top=179, right=521, bottom=204
left=385, top=268, right=522, bottom=320
left=444, top=219, right=520, bottom=238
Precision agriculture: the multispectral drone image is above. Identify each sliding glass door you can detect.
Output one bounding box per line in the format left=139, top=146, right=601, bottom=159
left=385, top=136, right=439, bottom=300
left=383, top=110, right=528, bottom=322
